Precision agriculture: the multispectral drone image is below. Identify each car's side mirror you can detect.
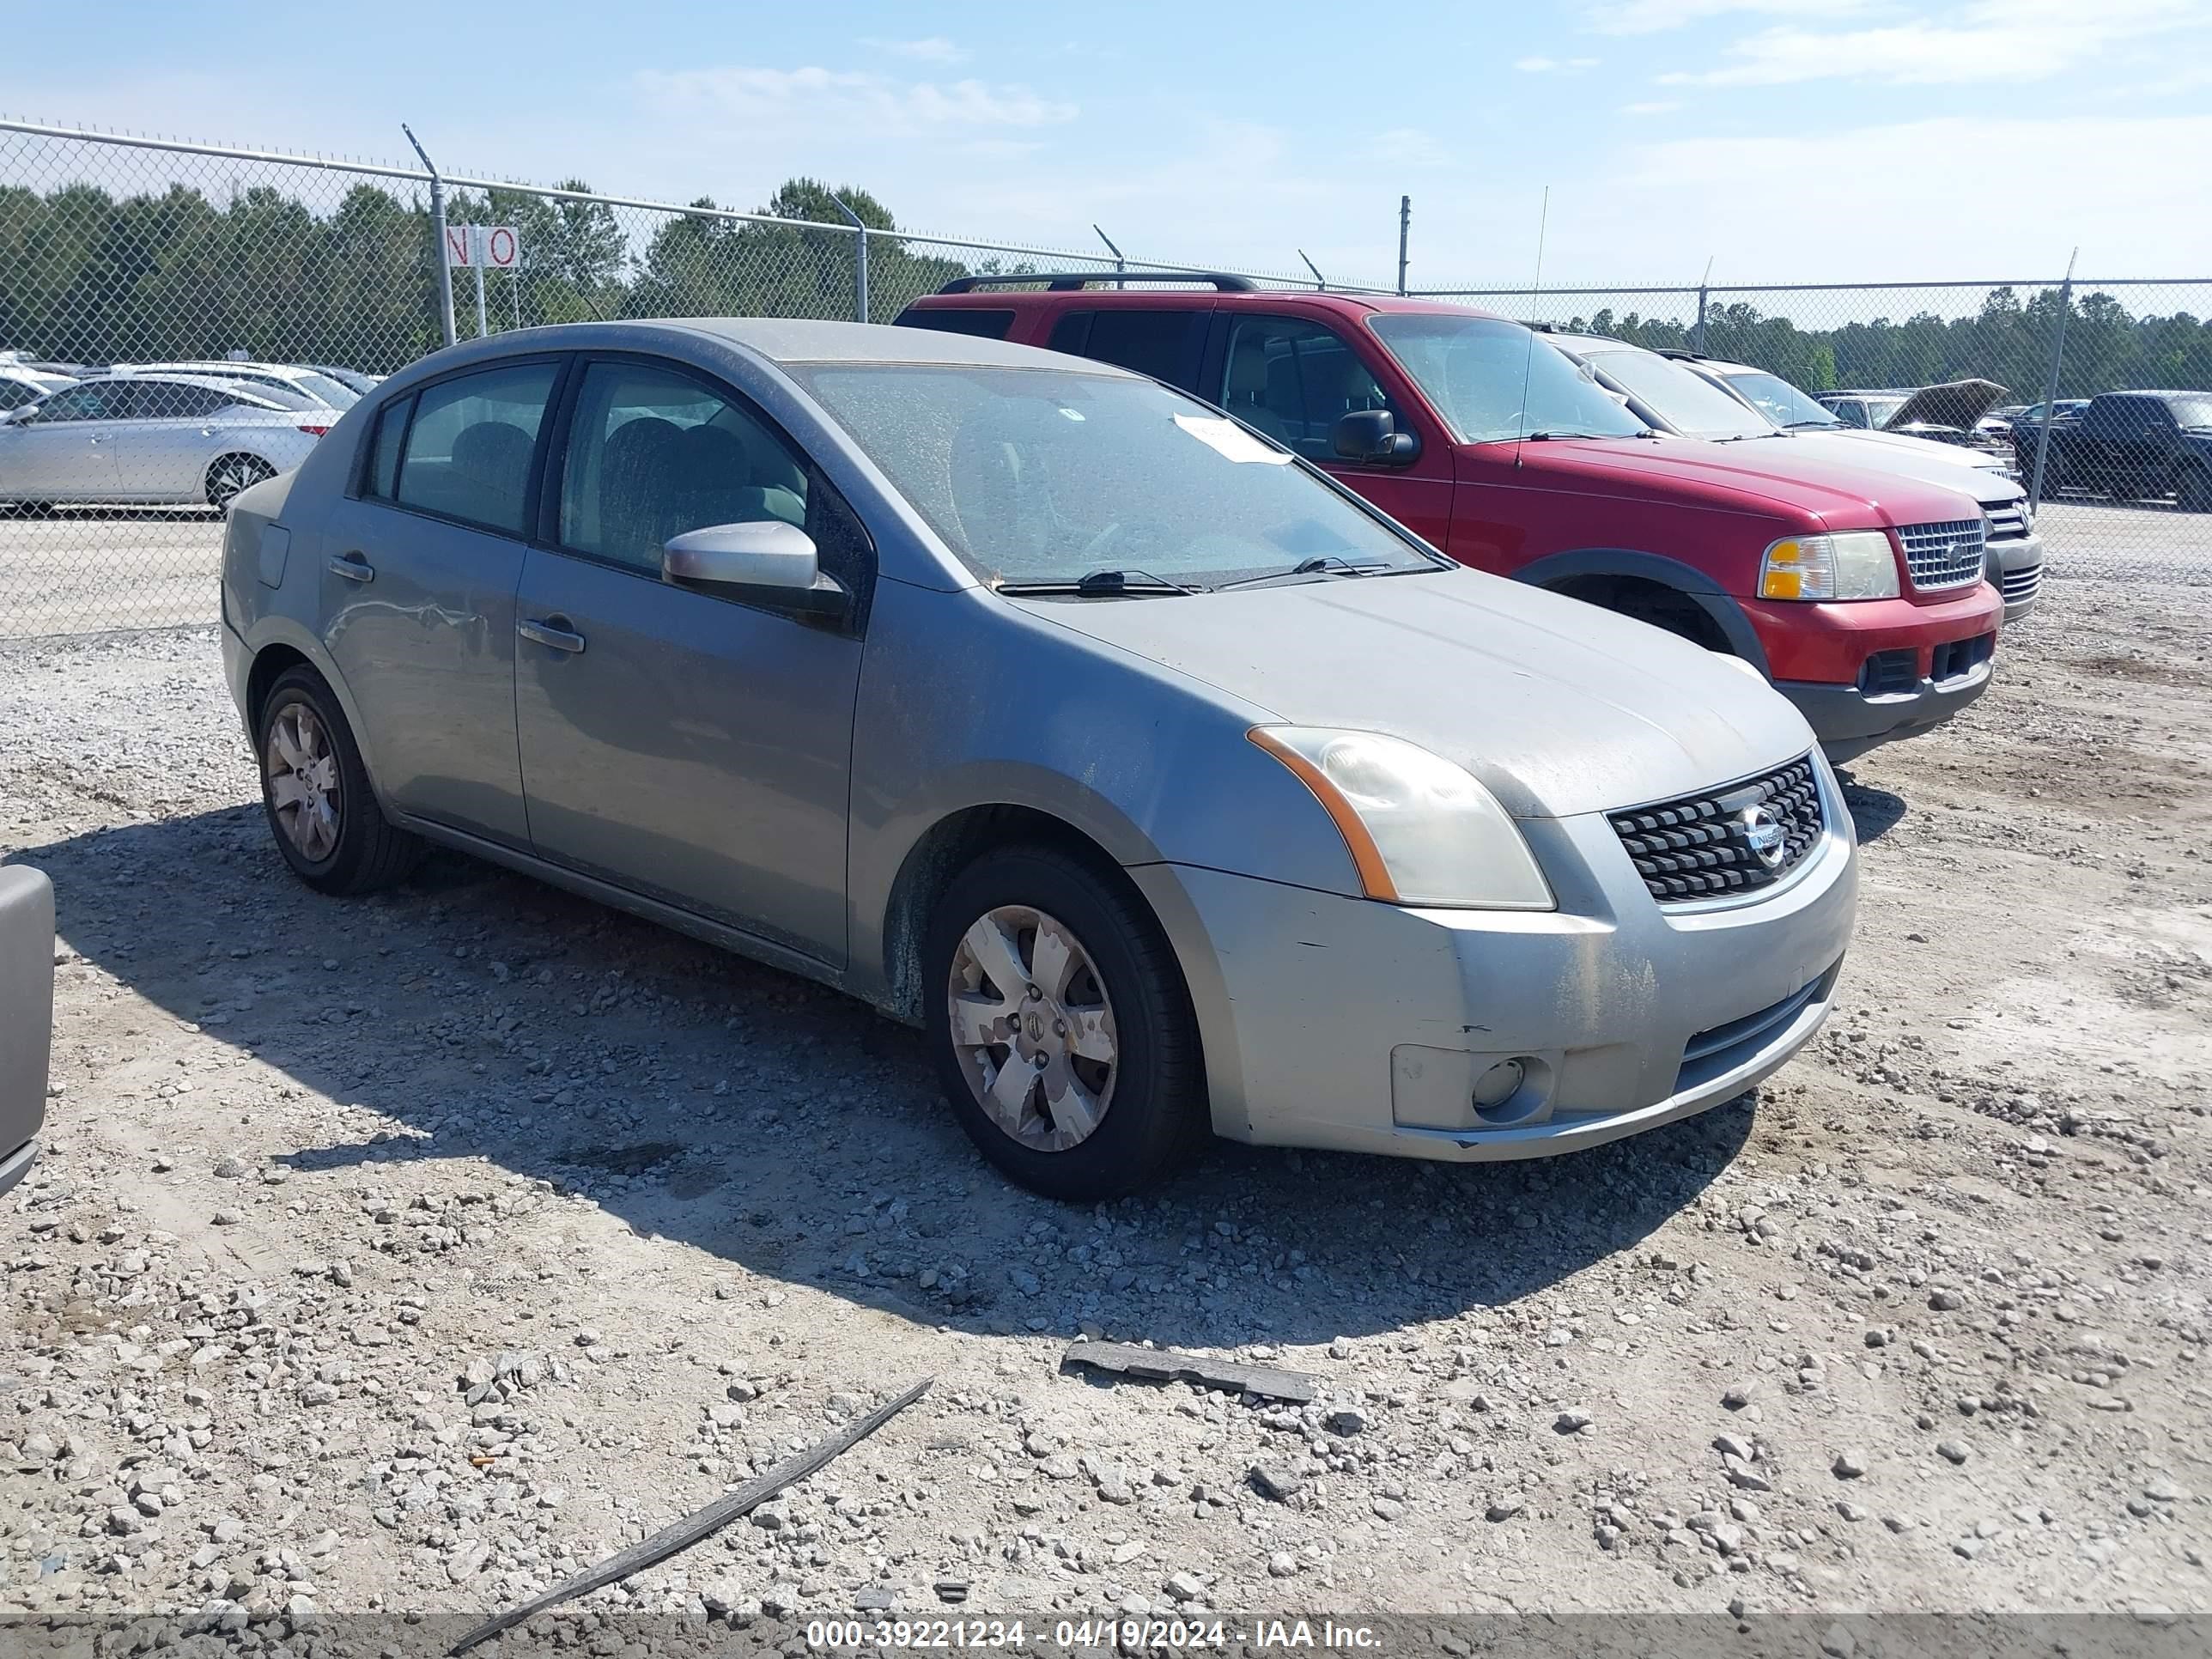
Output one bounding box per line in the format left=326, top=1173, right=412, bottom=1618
left=662, top=520, right=847, bottom=617
left=1332, top=408, right=1419, bottom=466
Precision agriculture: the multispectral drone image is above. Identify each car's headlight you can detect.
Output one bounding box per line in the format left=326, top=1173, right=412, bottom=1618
left=1247, top=726, right=1553, bottom=909
left=1758, top=531, right=1899, bottom=600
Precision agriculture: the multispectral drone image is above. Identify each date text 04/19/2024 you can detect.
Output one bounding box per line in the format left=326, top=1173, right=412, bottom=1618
left=800, top=1620, right=1380, bottom=1650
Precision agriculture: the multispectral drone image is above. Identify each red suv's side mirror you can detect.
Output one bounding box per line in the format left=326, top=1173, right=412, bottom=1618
left=1333, top=409, right=1419, bottom=466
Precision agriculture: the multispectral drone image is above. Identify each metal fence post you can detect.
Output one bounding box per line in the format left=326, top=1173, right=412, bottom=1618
left=1095, top=225, right=1126, bottom=290
left=830, top=197, right=868, bottom=323
left=1396, top=196, right=1411, bottom=296
left=1692, top=258, right=1713, bottom=353
left=2027, top=250, right=2077, bottom=514
left=1298, top=249, right=1327, bottom=292
left=403, top=124, right=456, bottom=349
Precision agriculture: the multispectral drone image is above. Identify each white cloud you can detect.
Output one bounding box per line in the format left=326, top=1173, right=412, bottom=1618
left=1660, top=0, right=2206, bottom=87
left=860, top=36, right=970, bottom=65
left=1585, top=0, right=1877, bottom=34
left=1515, top=56, right=1601, bottom=72
left=1622, top=100, right=1683, bottom=114
left=635, top=64, right=1075, bottom=131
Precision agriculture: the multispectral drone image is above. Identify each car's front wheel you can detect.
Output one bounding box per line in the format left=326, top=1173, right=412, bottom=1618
left=256, top=665, right=423, bottom=894
left=924, top=845, right=1206, bottom=1200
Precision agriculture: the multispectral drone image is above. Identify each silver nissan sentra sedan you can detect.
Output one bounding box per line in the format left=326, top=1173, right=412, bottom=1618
left=219, top=319, right=1857, bottom=1200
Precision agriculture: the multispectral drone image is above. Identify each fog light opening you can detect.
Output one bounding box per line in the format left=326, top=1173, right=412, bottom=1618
left=1471, top=1055, right=1548, bottom=1127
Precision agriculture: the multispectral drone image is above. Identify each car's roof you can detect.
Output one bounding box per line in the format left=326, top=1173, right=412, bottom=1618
left=907, top=288, right=1510, bottom=325
left=659, top=316, right=1141, bottom=372
left=81, top=370, right=281, bottom=395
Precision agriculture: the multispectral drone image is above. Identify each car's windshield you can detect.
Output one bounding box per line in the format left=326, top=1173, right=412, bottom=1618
left=1580, top=347, right=1773, bottom=439
left=2164, top=393, right=2212, bottom=430
left=1721, top=368, right=1840, bottom=429
left=1863, top=395, right=1908, bottom=427
left=791, top=364, right=1443, bottom=590
left=1366, top=313, right=1648, bottom=444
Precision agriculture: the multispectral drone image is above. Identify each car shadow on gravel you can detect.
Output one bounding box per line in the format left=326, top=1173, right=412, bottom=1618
left=21, top=805, right=1756, bottom=1351
left=1834, top=770, right=1906, bottom=844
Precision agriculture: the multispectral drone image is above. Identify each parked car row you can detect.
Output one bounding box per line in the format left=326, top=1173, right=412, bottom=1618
left=0, top=355, right=383, bottom=510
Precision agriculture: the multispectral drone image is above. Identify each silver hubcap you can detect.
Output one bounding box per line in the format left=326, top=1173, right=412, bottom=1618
left=264, top=702, right=342, bottom=863
left=948, top=904, right=1118, bottom=1152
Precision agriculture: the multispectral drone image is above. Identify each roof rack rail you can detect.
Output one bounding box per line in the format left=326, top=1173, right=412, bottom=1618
left=1653, top=347, right=1708, bottom=361
left=935, top=271, right=1259, bottom=295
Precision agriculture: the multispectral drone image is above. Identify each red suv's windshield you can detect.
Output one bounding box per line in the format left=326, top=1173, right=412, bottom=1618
left=1369, top=313, right=1648, bottom=445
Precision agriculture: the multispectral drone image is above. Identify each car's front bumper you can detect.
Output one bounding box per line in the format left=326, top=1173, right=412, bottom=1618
left=1987, top=528, right=2044, bottom=623
left=1130, top=759, right=1856, bottom=1164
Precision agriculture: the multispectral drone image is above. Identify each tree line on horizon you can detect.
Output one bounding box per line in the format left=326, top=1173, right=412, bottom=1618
left=3, top=175, right=2210, bottom=399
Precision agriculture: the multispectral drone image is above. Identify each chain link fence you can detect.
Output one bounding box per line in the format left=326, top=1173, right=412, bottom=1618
left=3, top=118, right=2209, bottom=636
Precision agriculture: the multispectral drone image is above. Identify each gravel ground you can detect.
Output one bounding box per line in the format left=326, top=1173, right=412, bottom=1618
left=3, top=581, right=2209, bottom=1649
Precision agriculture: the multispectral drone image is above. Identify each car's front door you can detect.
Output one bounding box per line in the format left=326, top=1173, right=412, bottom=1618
left=317, top=356, right=562, bottom=849
left=0, top=382, right=124, bottom=501
left=1202, top=312, right=1455, bottom=549
left=513, top=356, right=866, bottom=964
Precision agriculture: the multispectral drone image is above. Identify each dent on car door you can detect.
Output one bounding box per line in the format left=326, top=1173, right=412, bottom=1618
left=317, top=358, right=562, bottom=848
left=512, top=356, right=866, bottom=963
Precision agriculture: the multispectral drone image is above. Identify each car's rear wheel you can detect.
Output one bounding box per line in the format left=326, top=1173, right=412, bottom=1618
left=206, top=453, right=274, bottom=511
left=256, top=665, right=423, bottom=894
left=924, top=845, right=1206, bottom=1200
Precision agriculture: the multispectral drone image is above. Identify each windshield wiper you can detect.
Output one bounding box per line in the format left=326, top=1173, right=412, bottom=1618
left=994, top=567, right=1198, bottom=598
left=1216, top=555, right=1395, bottom=591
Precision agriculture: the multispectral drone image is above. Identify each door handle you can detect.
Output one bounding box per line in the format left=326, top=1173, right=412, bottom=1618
left=518, top=617, right=586, bottom=653
left=328, top=552, right=374, bottom=583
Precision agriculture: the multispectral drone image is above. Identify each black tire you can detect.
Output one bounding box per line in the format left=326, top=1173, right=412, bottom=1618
left=923, top=844, right=1206, bottom=1201
left=255, top=665, right=423, bottom=895
left=2178, top=467, right=2212, bottom=514
left=206, top=453, right=275, bottom=511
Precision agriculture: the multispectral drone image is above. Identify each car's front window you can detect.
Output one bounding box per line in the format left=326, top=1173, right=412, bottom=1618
left=1581, top=349, right=1772, bottom=439
left=790, top=363, right=1442, bottom=590
left=1865, top=396, right=1907, bottom=427
left=1365, top=313, right=1647, bottom=444
left=1723, top=369, right=1840, bottom=429
left=2166, top=394, right=2212, bottom=430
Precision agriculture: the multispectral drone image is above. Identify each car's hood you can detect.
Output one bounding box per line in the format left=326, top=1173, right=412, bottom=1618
left=1885, top=379, right=2008, bottom=432
left=1016, top=568, right=1815, bottom=820
left=1774, top=429, right=2019, bottom=502
left=1510, top=434, right=1986, bottom=527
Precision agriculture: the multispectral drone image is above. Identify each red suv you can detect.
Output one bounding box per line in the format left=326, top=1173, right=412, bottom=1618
left=897, top=276, right=2002, bottom=761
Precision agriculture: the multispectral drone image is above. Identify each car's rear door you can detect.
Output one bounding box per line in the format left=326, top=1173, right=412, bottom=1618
left=112, top=380, right=228, bottom=499
left=315, top=357, right=563, bottom=849
left=512, top=353, right=866, bottom=964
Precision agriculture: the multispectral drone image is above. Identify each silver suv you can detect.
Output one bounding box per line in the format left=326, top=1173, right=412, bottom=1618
left=220, top=319, right=1857, bottom=1198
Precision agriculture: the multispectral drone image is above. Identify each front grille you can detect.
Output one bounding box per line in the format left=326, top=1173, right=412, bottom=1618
left=1983, top=501, right=2032, bottom=541
left=1608, top=755, right=1826, bottom=903
left=1858, top=648, right=1918, bottom=696
left=1931, top=632, right=1995, bottom=683
left=2000, top=562, right=2042, bottom=605
left=1898, top=518, right=1987, bottom=591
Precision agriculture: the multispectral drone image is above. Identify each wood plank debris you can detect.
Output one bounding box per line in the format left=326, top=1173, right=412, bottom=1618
left=1061, top=1340, right=1316, bottom=1403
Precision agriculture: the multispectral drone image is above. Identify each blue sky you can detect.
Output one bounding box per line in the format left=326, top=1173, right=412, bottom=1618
left=7, top=0, right=2210, bottom=285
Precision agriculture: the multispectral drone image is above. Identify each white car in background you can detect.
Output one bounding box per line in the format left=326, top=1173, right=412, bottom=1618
left=99, top=360, right=361, bottom=410
left=0, top=374, right=327, bottom=510
left=0, top=365, right=75, bottom=413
